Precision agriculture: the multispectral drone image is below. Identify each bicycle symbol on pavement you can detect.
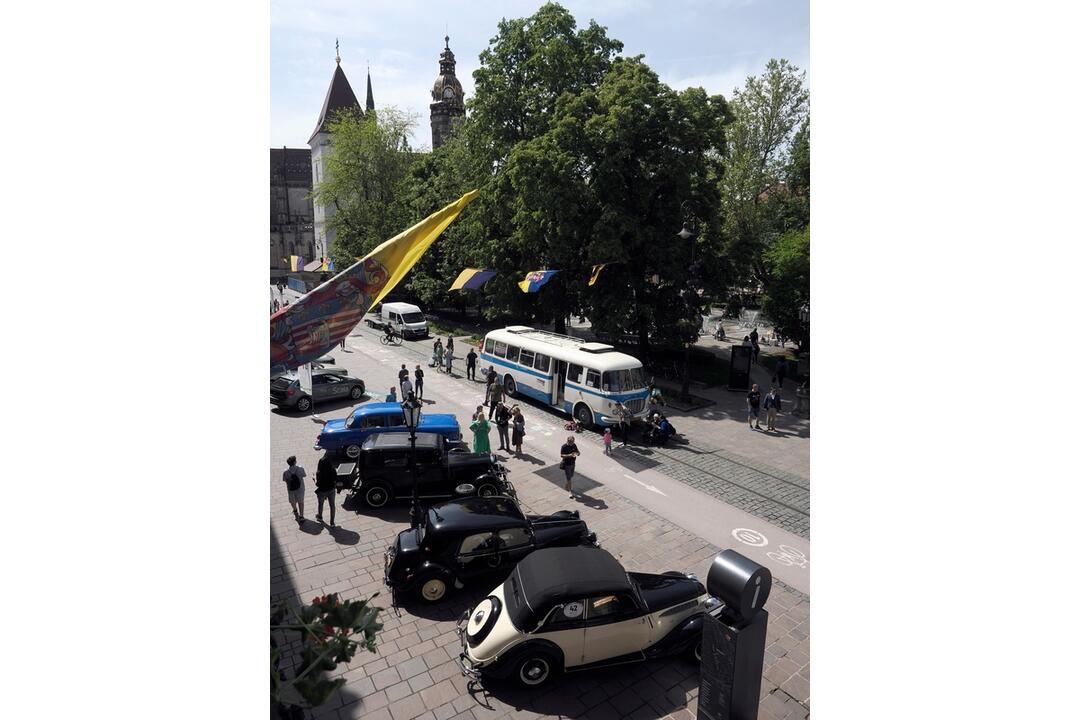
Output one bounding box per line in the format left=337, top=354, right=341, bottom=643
left=731, top=528, right=809, bottom=569
left=766, top=545, right=809, bottom=569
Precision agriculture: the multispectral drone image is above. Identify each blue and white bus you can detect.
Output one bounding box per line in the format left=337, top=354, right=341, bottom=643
left=479, top=326, right=651, bottom=428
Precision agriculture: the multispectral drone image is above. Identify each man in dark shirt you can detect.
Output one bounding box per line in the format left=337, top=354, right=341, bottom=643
left=746, top=383, right=762, bottom=430
left=398, top=364, right=409, bottom=397
left=560, top=437, right=581, bottom=499
left=466, top=348, right=478, bottom=381
left=315, top=454, right=337, bottom=527
left=494, top=402, right=511, bottom=451
left=413, top=364, right=425, bottom=400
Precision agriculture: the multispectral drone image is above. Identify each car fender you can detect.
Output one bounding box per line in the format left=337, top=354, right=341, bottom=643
left=644, top=611, right=705, bottom=659
left=407, top=561, right=456, bottom=589
left=485, top=638, right=565, bottom=679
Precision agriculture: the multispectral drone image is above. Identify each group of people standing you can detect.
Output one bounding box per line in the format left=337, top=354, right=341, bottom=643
left=430, top=336, right=456, bottom=374
left=468, top=400, right=527, bottom=456
left=281, top=454, right=338, bottom=527
left=745, top=383, right=784, bottom=432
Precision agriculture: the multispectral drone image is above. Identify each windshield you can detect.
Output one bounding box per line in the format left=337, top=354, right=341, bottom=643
left=602, top=367, right=646, bottom=392
left=402, top=312, right=425, bottom=323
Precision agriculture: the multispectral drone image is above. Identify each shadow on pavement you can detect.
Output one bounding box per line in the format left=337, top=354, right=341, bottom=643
left=326, top=524, right=360, bottom=545
left=393, top=582, right=495, bottom=622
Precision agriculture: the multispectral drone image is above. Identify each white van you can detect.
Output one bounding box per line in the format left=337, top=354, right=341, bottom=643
left=372, top=302, right=429, bottom=339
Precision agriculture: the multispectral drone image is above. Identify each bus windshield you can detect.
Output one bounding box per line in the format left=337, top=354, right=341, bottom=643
left=602, top=367, right=646, bottom=392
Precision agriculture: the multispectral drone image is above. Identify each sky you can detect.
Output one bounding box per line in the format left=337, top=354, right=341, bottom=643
left=270, top=0, right=809, bottom=151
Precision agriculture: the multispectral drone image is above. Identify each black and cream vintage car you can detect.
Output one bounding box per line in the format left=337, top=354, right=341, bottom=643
left=384, top=496, right=598, bottom=603
left=457, top=546, right=717, bottom=687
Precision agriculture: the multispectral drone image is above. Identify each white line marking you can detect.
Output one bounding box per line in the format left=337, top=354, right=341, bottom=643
left=622, top=473, right=667, bottom=496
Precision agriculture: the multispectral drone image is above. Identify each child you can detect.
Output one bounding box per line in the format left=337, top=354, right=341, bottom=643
left=603, top=428, right=613, bottom=455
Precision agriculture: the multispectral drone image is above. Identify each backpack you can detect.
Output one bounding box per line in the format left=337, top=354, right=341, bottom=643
left=286, top=470, right=301, bottom=492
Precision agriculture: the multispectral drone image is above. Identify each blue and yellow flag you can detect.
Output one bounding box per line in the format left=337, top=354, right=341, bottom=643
left=271, top=190, right=479, bottom=373
left=588, top=263, right=610, bottom=287
left=449, top=268, right=497, bottom=291
left=289, top=255, right=304, bottom=272
left=518, top=270, right=559, bottom=293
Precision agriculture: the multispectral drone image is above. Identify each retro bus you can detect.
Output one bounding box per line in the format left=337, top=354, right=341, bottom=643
left=478, top=326, right=651, bottom=428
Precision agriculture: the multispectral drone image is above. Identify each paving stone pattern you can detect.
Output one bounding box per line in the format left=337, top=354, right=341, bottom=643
left=272, top=408, right=809, bottom=719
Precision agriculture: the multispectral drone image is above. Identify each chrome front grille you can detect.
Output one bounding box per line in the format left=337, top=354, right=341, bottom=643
left=625, top=398, right=646, bottom=414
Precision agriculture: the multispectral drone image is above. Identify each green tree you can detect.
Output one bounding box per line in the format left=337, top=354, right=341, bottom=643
left=721, top=59, right=809, bottom=291
left=760, top=227, right=809, bottom=350
left=311, top=107, right=419, bottom=268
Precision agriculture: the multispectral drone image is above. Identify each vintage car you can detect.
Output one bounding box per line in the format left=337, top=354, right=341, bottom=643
left=271, top=367, right=365, bottom=412
left=341, top=432, right=512, bottom=508
left=384, top=496, right=598, bottom=603
left=315, top=402, right=461, bottom=458
left=456, top=546, right=717, bottom=688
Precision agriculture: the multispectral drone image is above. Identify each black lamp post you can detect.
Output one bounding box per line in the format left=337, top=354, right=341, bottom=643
left=401, top=392, right=423, bottom=528
left=799, top=303, right=810, bottom=351
left=678, top=204, right=698, bottom=404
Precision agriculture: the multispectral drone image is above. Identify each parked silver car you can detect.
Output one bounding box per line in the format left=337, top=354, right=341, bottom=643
left=271, top=367, right=366, bottom=412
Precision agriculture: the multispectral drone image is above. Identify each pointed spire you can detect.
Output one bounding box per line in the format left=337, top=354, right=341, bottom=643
left=335, top=38, right=340, bottom=65
left=366, top=64, right=375, bottom=112
left=309, top=53, right=361, bottom=143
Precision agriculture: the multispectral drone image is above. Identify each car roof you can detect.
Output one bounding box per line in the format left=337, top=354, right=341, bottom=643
left=354, top=402, right=403, bottom=416
left=517, top=547, right=629, bottom=605
left=427, top=497, right=524, bottom=534
left=361, top=432, right=443, bottom=450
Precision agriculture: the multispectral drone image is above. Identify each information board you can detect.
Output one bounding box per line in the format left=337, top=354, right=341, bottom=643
left=698, top=611, right=736, bottom=720
left=728, top=345, right=752, bottom=391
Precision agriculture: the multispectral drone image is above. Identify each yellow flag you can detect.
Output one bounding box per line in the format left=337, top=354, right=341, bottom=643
left=271, top=189, right=480, bottom=373
left=588, top=263, right=608, bottom=286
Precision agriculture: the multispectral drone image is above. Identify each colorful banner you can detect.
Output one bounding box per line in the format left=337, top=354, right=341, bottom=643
left=518, top=270, right=559, bottom=293
left=290, top=255, right=304, bottom=272
left=271, top=190, right=479, bottom=374
left=449, top=268, right=497, bottom=291
left=588, top=263, right=610, bottom=287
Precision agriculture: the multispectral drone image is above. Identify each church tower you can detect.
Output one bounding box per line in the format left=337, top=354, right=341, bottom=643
left=430, top=36, right=465, bottom=149
left=309, top=41, right=362, bottom=264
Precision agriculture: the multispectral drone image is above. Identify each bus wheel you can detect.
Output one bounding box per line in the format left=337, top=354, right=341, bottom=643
left=574, top=403, right=594, bottom=430
left=504, top=375, right=517, bottom=397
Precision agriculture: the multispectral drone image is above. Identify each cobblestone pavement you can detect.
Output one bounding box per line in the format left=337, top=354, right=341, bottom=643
left=271, top=361, right=810, bottom=718
left=342, top=324, right=810, bottom=539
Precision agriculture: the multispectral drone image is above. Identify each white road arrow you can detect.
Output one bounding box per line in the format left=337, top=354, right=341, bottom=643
left=623, top=473, right=667, bottom=496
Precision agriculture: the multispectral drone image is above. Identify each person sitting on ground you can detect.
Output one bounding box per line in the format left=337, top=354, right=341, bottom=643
left=386, top=386, right=397, bottom=403
left=657, top=415, right=674, bottom=445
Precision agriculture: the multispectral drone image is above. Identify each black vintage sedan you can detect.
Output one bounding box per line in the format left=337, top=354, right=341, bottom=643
left=384, top=496, right=598, bottom=603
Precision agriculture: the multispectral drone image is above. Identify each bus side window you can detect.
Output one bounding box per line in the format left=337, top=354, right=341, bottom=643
left=506, top=345, right=520, bottom=363
left=567, top=364, right=583, bottom=383
left=494, top=341, right=507, bottom=358
left=586, top=369, right=601, bottom=389
left=519, top=349, right=535, bottom=368
left=534, top=353, right=550, bottom=373
left=484, top=338, right=494, bottom=353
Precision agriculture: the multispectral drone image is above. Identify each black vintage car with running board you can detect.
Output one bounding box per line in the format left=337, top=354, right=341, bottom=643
left=384, top=496, right=597, bottom=603
left=339, top=433, right=513, bottom=508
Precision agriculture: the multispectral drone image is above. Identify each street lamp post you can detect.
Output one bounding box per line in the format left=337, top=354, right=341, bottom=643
left=677, top=203, right=698, bottom=404
left=401, top=392, right=423, bottom=528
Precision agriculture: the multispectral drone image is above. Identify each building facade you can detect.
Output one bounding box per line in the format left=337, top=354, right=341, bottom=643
left=270, top=147, right=315, bottom=270
left=430, top=36, right=465, bottom=149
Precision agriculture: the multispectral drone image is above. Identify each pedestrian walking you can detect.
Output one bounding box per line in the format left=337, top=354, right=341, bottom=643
left=386, top=386, right=397, bottom=403
left=446, top=335, right=455, bottom=356
left=494, top=402, right=511, bottom=451
left=444, top=346, right=454, bottom=376
left=398, top=364, right=409, bottom=395
left=486, top=377, right=504, bottom=417
left=485, top=365, right=496, bottom=390
left=413, top=365, right=425, bottom=400
left=511, top=406, right=526, bottom=456
left=764, top=386, right=782, bottom=431
left=614, top=401, right=631, bottom=447
left=434, top=340, right=444, bottom=372
left=340, top=334, right=346, bottom=350
left=283, top=455, right=306, bottom=521
left=470, top=412, right=492, bottom=454
left=315, top=454, right=337, bottom=527
left=560, top=437, right=581, bottom=498
left=749, top=327, right=759, bottom=346
left=751, top=338, right=760, bottom=364
left=775, top=357, right=788, bottom=389
left=400, top=377, right=413, bottom=400
left=466, top=348, right=478, bottom=380
left=603, top=428, right=613, bottom=455
left=746, top=383, right=762, bottom=430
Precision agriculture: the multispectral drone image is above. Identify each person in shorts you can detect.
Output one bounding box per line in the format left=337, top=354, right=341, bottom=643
left=560, top=437, right=581, bottom=499
left=746, top=383, right=762, bottom=430
left=283, top=456, right=307, bottom=521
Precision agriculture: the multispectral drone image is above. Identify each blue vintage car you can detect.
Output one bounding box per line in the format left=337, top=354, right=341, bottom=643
left=315, top=402, right=462, bottom=458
